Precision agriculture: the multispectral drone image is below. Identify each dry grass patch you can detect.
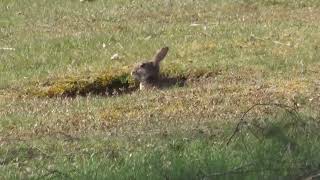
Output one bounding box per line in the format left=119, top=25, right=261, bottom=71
left=24, top=65, right=221, bottom=98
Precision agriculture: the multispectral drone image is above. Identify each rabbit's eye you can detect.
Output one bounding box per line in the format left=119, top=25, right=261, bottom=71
left=140, top=63, right=146, bottom=68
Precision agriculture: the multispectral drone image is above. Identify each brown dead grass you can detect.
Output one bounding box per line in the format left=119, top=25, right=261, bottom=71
left=3, top=69, right=316, bottom=141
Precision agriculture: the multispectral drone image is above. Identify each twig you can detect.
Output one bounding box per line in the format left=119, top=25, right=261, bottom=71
left=226, top=103, right=302, bottom=146
left=226, top=103, right=259, bottom=146
left=33, top=146, right=51, bottom=158
left=0, top=47, right=15, bottom=51
left=250, top=34, right=291, bottom=47
left=296, top=170, right=320, bottom=180
left=205, top=163, right=293, bottom=178
left=41, top=167, right=72, bottom=179
left=206, top=163, right=254, bottom=177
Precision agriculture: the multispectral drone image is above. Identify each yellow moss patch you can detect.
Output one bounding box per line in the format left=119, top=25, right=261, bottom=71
left=27, top=68, right=138, bottom=98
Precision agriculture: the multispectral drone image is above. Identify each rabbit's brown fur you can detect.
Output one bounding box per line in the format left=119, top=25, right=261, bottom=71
left=131, top=47, right=169, bottom=90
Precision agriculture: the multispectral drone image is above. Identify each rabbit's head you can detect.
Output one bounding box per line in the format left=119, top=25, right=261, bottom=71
left=131, top=47, right=169, bottom=84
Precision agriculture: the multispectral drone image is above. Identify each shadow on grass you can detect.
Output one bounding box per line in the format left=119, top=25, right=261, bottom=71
left=25, top=69, right=218, bottom=98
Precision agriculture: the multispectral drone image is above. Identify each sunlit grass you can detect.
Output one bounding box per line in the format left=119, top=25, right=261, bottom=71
left=1, top=0, right=320, bottom=179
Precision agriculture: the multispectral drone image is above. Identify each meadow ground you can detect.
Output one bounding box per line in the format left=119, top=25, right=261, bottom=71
left=1, top=0, right=320, bottom=179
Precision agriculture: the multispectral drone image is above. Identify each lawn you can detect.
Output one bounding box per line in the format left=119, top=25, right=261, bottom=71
left=1, top=0, right=320, bottom=179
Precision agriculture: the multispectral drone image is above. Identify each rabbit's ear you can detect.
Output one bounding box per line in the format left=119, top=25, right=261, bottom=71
left=153, top=47, right=169, bottom=65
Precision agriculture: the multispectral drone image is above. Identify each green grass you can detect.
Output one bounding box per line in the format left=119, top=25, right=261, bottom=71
left=1, top=110, right=319, bottom=179
left=1, top=0, right=320, bottom=179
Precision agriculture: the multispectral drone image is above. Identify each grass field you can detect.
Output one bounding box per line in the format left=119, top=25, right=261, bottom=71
left=1, top=0, right=320, bottom=179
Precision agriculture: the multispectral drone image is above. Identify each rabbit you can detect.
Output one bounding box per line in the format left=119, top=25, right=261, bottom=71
left=131, top=47, right=170, bottom=90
